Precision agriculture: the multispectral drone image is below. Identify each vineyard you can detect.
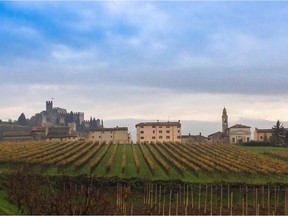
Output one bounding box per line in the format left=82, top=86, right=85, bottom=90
left=1, top=141, right=288, bottom=183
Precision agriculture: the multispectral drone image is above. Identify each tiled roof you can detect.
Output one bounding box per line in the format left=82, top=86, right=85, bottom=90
left=135, top=121, right=181, bottom=127
left=208, top=131, right=223, bottom=137
left=3, top=131, right=31, bottom=137
left=182, top=134, right=208, bottom=139
left=255, top=128, right=273, bottom=133
left=90, top=127, right=128, bottom=132
left=46, top=133, right=77, bottom=138
left=229, top=124, right=251, bottom=129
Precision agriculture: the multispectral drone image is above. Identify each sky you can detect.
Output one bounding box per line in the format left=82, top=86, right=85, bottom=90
left=1, top=1, right=288, bottom=135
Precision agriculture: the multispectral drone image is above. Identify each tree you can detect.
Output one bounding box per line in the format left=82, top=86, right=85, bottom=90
left=270, top=120, right=286, bottom=146
left=18, top=113, right=28, bottom=125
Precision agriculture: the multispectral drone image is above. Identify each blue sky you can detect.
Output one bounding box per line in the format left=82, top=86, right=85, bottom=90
left=1, top=1, right=288, bottom=133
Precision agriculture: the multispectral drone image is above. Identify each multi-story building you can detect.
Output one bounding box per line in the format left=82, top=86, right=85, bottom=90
left=135, top=121, right=181, bottom=144
left=88, top=127, right=130, bottom=144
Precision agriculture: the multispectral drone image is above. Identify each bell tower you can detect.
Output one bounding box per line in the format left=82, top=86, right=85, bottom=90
left=222, top=107, right=228, bottom=134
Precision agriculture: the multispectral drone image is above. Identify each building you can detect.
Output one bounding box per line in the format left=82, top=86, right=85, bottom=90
left=88, top=127, right=130, bottom=144
left=181, top=133, right=208, bottom=144
left=44, top=101, right=67, bottom=126
left=135, top=121, right=181, bottom=144
left=228, top=124, right=251, bottom=143
left=31, top=126, right=46, bottom=140
left=208, top=108, right=251, bottom=144
left=2, top=131, right=33, bottom=142
left=45, top=127, right=78, bottom=141
left=254, top=128, right=273, bottom=142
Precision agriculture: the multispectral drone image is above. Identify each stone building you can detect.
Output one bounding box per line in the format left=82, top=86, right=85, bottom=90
left=181, top=133, right=208, bottom=144
left=2, top=131, right=33, bottom=142
left=135, top=121, right=181, bottom=144
left=45, top=127, right=78, bottom=141
left=88, top=127, right=130, bottom=144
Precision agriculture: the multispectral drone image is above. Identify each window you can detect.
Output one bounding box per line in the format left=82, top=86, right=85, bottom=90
left=166, top=130, right=170, bottom=133
left=166, top=126, right=170, bottom=128
left=177, top=136, right=180, bottom=139
left=141, top=131, right=144, bottom=134
left=159, top=136, right=163, bottom=139
left=260, top=136, right=263, bottom=140
left=247, top=137, right=250, bottom=142
left=178, top=130, right=180, bottom=133
left=152, top=136, right=156, bottom=139
left=159, top=126, right=162, bottom=128
left=141, top=137, right=144, bottom=139
left=153, top=130, right=155, bottom=134
left=232, top=138, right=236, bottom=143
left=92, top=136, right=94, bottom=138
left=111, top=136, right=113, bottom=138
left=99, top=136, right=101, bottom=138
left=159, top=130, right=162, bottom=133
left=166, top=136, right=170, bottom=139
left=152, top=126, right=156, bottom=128
left=141, top=126, right=144, bottom=128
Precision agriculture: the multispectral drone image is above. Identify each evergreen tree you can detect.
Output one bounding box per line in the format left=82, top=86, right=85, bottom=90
left=18, top=113, right=28, bottom=125
left=270, top=120, right=285, bottom=146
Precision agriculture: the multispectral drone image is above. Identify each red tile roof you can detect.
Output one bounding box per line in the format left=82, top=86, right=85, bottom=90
left=90, top=127, right=128, bottom=132
left=229, top=124, right=251, bottom=129
left=135, top=121, right=181, bottom=127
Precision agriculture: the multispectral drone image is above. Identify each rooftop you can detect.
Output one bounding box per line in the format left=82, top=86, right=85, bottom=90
left=90, top=127, right=128, bottom=132
left=135, top=121, right=181, bottom=127
left=229, top=124, right=251, bottom=129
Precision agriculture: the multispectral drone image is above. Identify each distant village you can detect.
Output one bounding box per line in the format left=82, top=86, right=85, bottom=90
left=0, top=101, right=281, bottom=145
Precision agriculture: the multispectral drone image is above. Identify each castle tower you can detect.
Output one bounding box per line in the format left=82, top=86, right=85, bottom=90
left=46, top=101, right=53, bottom=112
left=222, top=107, right=228, bottom=135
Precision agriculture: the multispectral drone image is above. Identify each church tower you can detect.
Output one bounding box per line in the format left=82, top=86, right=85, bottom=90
left=222, top=107, right=228, bottom=135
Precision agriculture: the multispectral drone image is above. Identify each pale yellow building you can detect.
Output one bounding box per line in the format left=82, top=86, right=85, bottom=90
left=88, top=127, right=130, bottom=144
left=228, top=124, right=251, bottom=144
left=135, top=121, right=181, bottom=144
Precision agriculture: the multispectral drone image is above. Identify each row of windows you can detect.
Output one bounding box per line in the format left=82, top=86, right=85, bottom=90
left=140, top=126, right=181, bottom=129
left=140, top=136, right=181, bottom=140
left=92, top=136, right=113, bottom=139
left=140, top=130, right=180, bottom=134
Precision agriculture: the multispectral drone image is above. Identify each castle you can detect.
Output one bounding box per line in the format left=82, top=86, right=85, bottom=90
left=26, top=101, right=102, bottom=132
left=40, top=101, right=84, bottom=127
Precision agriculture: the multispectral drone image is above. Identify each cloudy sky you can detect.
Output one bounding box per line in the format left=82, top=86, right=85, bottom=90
left=1, top=1, right=288, bottom=134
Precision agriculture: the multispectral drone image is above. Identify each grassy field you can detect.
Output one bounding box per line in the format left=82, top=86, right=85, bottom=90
left=239, top=145, right=288, bottom=154
left=0, top=190, right=18, bottom=215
